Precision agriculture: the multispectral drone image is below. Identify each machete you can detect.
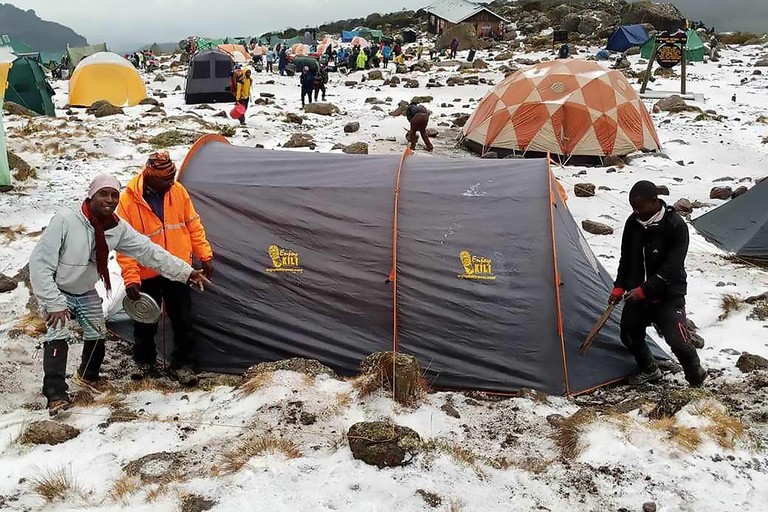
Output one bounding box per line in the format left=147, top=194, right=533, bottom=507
left=580, top=293, right=629, bottom=355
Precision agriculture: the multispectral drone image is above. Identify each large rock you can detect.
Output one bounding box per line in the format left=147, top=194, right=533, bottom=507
left=360, top=351, right=421, bottom=404
left=243, top=357, right=338, bottom=380
left=673, top=198, right=693, bottom=213
left=21, top=421, right=80, bottom=445
left=550, top=4, right=575, bottom=25
left=0, top=273, right=17, bottom=293
left=621, top=1, right=686, bottom=33
left=348, top=421, right=421, bottom=468
left=283, top=133, right=316, bottom=150
left=453, top=114, right=471, bottom=127
left=410, top=60, right=432, bottom=73
left=7, top=151, right=31, bottom=177
left=736, top=353, right=768, bottom=373
left=437, top=22, right=482, bottom=51
left=368, top=69, right=383, bottom=80
left=581, top=220, right=613, bottom=235
left=304, top=103, right=339, bottom=116
left=343, top=142, right=368, bottom=155
left=574, top=183, right=596, bottom=197
left=87, top=100, right=124, bottom=118
left=472, top=59, right=489, bottom=70
left=561, top=13, right=581, bottom=32
left=285, top=112, right=303, bottom=124
left=652, top=95, right=701, bottom=114
left=710, top=186, right=732, bottom=200
left=3, top=101, right=38, bottom=117
left=181, top=495, right=216, bottom=512
left=344, top=122, right=360, bottom=133
left=578, top=16, right=601, bottom=36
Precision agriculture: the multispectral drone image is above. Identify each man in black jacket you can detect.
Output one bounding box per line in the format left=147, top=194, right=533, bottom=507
left=406, top=102, right=433, bottom=152
left=612, top=181, right=706, bottom=387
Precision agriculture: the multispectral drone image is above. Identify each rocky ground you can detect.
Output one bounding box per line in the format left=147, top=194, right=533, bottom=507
left=1, top=28, right=768, bottom=511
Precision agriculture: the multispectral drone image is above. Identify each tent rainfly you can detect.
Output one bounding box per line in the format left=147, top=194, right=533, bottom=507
left=106, top=135, right=667, bottom=396
left=5, top=56, right=55, bottom=116
left=185, top=49, right=235, bottom=104
left=692, top=179, right=768, bottom=261
left=66, top=43, right=108, bottom=72
left=606, top=25, right=650, bottom=52
left=68, top=52, right=147, bottom=107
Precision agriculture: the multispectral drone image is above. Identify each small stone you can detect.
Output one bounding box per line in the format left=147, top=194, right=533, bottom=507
left=368, top=70, right=383, bottom=80
left=410, top=95, right=433, bottom=104
left=710, top=186, right=733, bottom=200
left=441, top=403, right=461, bottom=419
left=582, top=220, right=613, bottom=235
left=283, top=133, right=316, bottom=150
left=260, top=92, right=275, bottom=98
left=736, top=353, right=768, bottom=373
left=348, top=421, right=421, bottom=468
left=300, top=411, right=317, bottom=426
left=673, top=198, right=693, bottom=213
left=452, top=114, right=470, bottom=127
left=139, top=97, right=160, bottom=106
left=731, top=186, right=748, bottom=199
left=344, top=122, right=360, bottom=133
left=343, top=142, right=368, bottom=155
left=574, top=183, right=596, bottom=197
left=656, top=185, right=670, bottom=196
left=181, top=495, right=216, bottom=512
left=285, top=113, right=303, bottom=124
left=643, top=502, right=657, bottom=512
left=304, top=103, right=339, bottom=116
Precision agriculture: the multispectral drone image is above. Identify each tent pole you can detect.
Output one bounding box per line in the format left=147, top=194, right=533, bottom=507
left=0, top=98, right=12, bottom=190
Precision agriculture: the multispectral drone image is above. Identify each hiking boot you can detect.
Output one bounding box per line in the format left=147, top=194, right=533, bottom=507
left=169, top=367, right=198, bottom=386
left=687, top=366, right=708, bottom=388
left=72, top=370, right=111, bottom=393
left=627, top=367, right=662, bottom=386
left=239, top=117, right=246, bottom=126
left=47, top=398, right=71, bottom=417
left=131, top=363, right=162, bottom=381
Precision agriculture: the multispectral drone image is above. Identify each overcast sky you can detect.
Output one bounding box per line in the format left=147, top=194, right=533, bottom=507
left=8, top=0, right=768, bottom=52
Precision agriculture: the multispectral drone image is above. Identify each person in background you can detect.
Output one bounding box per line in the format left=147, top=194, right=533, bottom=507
left=279, top=46, right=288, bottom=76
left=382, top=43, right=391, bottom=69
left=558, top=43, right=570, bottom=59
left=300, top=66, right=315, bottom=107
left=357, top=47, right=368, bottom=70
left=314, top=61, right=329, bottom=102
left=29, top=175, right=209, bottom=415
left=611, top=180, right=707, bottom=388
left=406, top=101, right=433, bottom=152
left=117, top=152, right=214, bottom=386
left=266, top=47, right=275, bottom=73
left=450, top=38, right=459, bottom=59
left=234, top=68, right=252, bottom=125
left=417, top=41, right=424, bottom=59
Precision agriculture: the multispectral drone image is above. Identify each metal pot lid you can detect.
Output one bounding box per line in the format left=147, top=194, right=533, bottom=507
left=122, top=292, right=161, bottom=324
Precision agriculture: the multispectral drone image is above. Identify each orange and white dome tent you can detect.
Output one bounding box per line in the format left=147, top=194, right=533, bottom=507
left=462, top=60, right=660, bottom=157
left=69, top=52, right=147, bottom=107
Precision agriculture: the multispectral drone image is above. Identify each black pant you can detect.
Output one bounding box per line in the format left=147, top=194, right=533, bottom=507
left=266, top=61, right=273, bottom=73
left=314, top=83, right=326, bottom=101
left=301, top=88, right=313, bottom=106
left=383, top=57, right=389, bottom=68
left=133, top=276, right=193, bottom=369
left=43, top=338, right=105, bottom=401
left=620, top=297, right=701, bottom=382
left=451, top=49, right=457, bottom=59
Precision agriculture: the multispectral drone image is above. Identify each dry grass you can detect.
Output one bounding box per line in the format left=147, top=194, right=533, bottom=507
left=650, top=417, right=702, bottom=451
left=14, top=313, right=47, bottom=337
left=719, top=294, right=744, bottom=321
left=320, top=392, right=353, bottom=420
left=121, top=378, right=176, bottom=394
left=144, top=484, right=169, bottom=503
left=107, top=475, right=142, bottom=504
left=0, top=224, right=25, bottom=241
left=94, top=392, right=128, bottom=410
left=220, top=434, right=302, bottom=473
left=693, top=401, right=746, bottom=449
left=353, top=352, right=430, bottom=406
left=552, top=410, right=598, bottom=459
left=237, top=371, right=274, bottom=397
left=29, top=467, right=88, bottom=503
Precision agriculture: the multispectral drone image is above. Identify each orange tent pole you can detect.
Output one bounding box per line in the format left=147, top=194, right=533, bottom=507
left=390, top=147, right=413, bottom=351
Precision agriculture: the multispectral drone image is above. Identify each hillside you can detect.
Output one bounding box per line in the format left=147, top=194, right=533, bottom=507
left=0, top=3, right=87, bottom=53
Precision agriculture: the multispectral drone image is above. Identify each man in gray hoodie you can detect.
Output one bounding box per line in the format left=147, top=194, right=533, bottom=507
left=29, top=174, right=210, bottom=415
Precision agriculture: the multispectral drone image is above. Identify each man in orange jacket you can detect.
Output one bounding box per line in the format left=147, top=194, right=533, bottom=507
left=117, top=151, right=213, bottom=385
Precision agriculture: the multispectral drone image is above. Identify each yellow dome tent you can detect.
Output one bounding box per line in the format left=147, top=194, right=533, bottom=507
left=69, top=52, right=147, bottom=107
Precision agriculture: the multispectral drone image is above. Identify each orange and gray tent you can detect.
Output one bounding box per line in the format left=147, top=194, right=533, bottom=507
left=106, top=136, right=666, bottom=395
left=217, top=44, right=249, bottom=63
left=68, top=52, right=147, bottom=107
left=185, top=49, right=235, bottom=104
left=462, top=60, right=661, bottom=158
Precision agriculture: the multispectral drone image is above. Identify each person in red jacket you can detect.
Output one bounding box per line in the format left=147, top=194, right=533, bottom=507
left=117, top=152, right=214, bottom=385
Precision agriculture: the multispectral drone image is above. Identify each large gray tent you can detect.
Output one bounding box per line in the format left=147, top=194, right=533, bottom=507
left=184, top=50, right=235, bottom=104
left=693, top=179, right=768, bottom=261
left=107, top=136, right=666, bottom=395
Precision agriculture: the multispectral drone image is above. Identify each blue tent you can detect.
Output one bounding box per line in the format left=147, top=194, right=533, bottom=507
left=341, top=31, right=360, bottom=43
left=606, top=25, right=649, bottom=52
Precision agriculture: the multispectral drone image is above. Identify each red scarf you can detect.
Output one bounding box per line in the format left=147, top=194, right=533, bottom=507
left=81, top=200, right=117, bottom=292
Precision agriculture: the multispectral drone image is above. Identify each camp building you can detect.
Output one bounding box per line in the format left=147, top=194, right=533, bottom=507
left=423, top=0, right=507, bottom=37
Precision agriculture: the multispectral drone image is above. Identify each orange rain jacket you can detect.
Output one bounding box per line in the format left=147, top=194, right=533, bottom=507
left=117, top=173, right=213, bottom=286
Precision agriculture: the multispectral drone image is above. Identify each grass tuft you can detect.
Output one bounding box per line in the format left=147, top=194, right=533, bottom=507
left=552, top=409, right=597, bottom=459
left=29, top=467, right=88, bottom=503
left=650, top=417, right=702, bottom=451
left=14, top=313, right=47, bottom=337
left=107, top=475, right=142, bottom=504
left=122, top=378, right=177, bottom=394
left=693, top=401, right=746, bottom=449
left=237, top=371, right=274, bottom=397
left=719, top=294, right=744, bottom=321
left=220, top=434, right=302, bottom=473
left=144, top=484, right=169, bottom=503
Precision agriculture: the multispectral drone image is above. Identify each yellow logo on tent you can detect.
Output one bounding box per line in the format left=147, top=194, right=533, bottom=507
left=267, top=245, right=303, bottom=273
left=458, top=250, right=495, bottom=281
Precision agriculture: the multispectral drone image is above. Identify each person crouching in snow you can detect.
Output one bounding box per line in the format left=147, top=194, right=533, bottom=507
left=300, top=66, right=315, bottom=108
left=406, top=101, right=434, bottom=152
left=118, top=152, right=214, bottom=386
left=612, top=180, right=707, bottom=387
left=29, top=174, right=210, bottom=416
left=235, top=69, right=252, bottom=125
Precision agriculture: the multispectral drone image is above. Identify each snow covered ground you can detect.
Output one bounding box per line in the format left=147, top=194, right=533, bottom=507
left=0, top=43, right=767, bottom=511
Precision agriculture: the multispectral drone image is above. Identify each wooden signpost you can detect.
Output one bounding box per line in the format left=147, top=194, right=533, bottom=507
left=640, top=30, right=688, bottom=95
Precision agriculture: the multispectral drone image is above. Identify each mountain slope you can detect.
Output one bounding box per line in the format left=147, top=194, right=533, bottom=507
left=0, top=3, right=87, bottom=53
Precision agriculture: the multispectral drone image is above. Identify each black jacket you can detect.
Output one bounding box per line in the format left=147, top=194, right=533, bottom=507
left=406, top=104, right=428, bottom=122
left=614, top=203, right=688, bottom=300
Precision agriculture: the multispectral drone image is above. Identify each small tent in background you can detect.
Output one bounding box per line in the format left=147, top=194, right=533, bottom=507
left=692, top=179, right=768, bottom=262
left=216, top=44, right=249, bottom=64
left=185, top=49, right=235, bottom=104
left=66, top=43, right=108, bottom=72
left=640, top=29, right=705, bottom=62
left=606, top=25, right=649, bottom=52
left=402, top=28, right=418, bottom=43
left=69, top=52, right=146, bottom=107
left=341, top=31, right=359, bottom=43
left=106, top=136, right=667, bottom=396
left=351, top=37, right=370, bottom=48
left=290, top=44, right=311, bottom=56
left=5, top=56, right=55, bottom=116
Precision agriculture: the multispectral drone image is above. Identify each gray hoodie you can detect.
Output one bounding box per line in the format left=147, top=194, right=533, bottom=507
left=30, top=205, right=193, bottom=313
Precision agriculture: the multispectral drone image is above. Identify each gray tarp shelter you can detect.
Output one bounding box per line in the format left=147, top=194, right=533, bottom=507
left=107, top=136, right=667, bottom=395
left=184, top=50, right=235, bottom=104
left=692, top=179, right=768, bottom=261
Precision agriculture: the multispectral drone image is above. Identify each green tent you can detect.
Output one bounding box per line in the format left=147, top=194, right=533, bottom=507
left=1, top=35, right=35, bottom=56
left=641, top=30, right=705, bottom=63
left=6, top=56, right=55, bottom=116
left=40, top=52, right=64, bottom=67
left=66, top=43, right=108, bottom=72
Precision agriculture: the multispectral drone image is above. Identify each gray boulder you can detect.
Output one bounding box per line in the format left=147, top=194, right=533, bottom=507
left=621, top=1, right=686, bottom=33
left=736, top=353, right=768, bottom=373
left=283, top=133, right=316, bottom=150
left=574, top=183, right=596, bottom=197
left=673, top=198, right=693, bottom=213
left=343, top=142, right=368, bottom=154
left=561, top=13, right=581, bottom=32
left=731, top=185, right=748, bottom=199
left=710, top=186, right=732, bottom=200
left=87, top=100, right=124, bottom=118
left=0, top=273, right=17, bottom=293
left=21, top=421, right=80, bottom=445
left=344, top=122, right=360, bottom=133
left=652, top=95, right=701, bottom=114
left=304, top=103, right=339, bottom=116
left=581, top=220, right=613, bottom=235
left=348, top=421, right=421, bottom=468
left=368, top=69, right=383, bottom=80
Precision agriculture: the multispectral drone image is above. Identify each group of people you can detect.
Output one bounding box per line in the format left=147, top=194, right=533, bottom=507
left=299, top=62, right=329, bottom=106
left=127, top=50, right=157, bottom=71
